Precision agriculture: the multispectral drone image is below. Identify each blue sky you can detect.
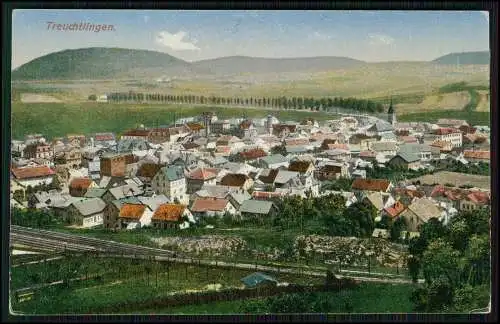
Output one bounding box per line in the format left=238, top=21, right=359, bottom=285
left=11, top=10, right=490, bottom=69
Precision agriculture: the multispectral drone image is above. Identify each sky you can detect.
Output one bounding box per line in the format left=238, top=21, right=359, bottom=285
left=11, top=10, right=490, bottom=69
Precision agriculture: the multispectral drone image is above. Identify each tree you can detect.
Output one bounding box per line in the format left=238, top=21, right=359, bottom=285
left=343, top=202, right=376, bottom=237
left=390, top=216, right=407, bottom=242
left=376, top=214, right=392, bottom=230
left=88, top=94, right=97, bottom=101
left=268, top=293, right=312, bottom=313
left=421, top=239, right=461, bottom=287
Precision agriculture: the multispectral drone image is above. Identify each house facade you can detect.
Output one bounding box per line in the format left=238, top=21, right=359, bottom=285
left=186, top=167, right=218, bottom=194
left=63, top=198, right=106, bottom=228
left=100, top=154, right=126, bottom=177
left=151, top=166, right=188, bottom=204
left=190, top=197, right=237, bottom=219
left=23, top=143, right=53, bottom=160
left=387, top=153, right=422, bottom=170
left=433, top=128, right=463, bottom=148
left=11, top=166, right=55, bottom=188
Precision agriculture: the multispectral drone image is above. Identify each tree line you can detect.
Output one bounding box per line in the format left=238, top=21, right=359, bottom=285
left=91, top=91, right=386, bottom=113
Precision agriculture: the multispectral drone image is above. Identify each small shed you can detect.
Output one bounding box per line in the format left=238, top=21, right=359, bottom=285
left=372, top=228, right=390, bottom=239
left=240, top=272, right=278, bottom=289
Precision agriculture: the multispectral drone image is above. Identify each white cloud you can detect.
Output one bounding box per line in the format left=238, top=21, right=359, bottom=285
left=310, top=31, right=335, bottom=41
left=368, top=33, right=395, bottom=46
left=155, top=30, right=200, bottom=51
left=481, top=11, right=489, bottom=24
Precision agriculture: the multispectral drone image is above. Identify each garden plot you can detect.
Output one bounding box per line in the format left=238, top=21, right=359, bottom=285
left=293, top=235, right=408, bottom=268
left=151, top=235, right=247, bottom=258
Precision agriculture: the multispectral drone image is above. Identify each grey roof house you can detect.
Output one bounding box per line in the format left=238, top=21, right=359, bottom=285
left=239, top=200, right=278, bottom=220
left=240, top=272, right=278, bottom=288
left=259, top=154, right=289, bottom=169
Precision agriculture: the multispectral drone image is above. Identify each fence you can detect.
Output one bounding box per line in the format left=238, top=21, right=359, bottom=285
left=97, top=279, right=357, bottom=313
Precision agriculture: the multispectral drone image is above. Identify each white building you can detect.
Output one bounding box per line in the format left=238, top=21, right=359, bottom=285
left=434, top=128, right=463, bottom=148
left=11, top=166, right=55, bottom=188
left=151, top=166, right=188, bottom=204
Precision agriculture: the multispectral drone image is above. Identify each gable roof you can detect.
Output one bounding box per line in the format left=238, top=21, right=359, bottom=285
left=137, top=195, right=170, bottom=210
left=152, top=204, right=187, bottom=222
left=274, top=170, right=299, bottom=184
left=111, top=196, right=142, bottom=210
left=239, top=148, right=267, bottom=160
left=258, top=169, right=280, bottom=184
left=71, top=198, right=106, bottom=216
left=190, top=198, right=230, bottom=212
left=368, top=121, right=394, bottom=132
left=240, top=200, right=275, bottom=215
left=119, top=203, right=147, bottom=219
left=84, top=188, right=107, bottom=198
left=364, top=191, right=392, bottom=211
left=240, top=272, right=277, bottom=287
left=434, top=128, right=461, bottom=135
left=239, top=120, right=254, bottom=130
left=463, top=150, right=490, bottom=160
left=182, top=142, right=200, bottom=150
left=12, top=166, right=55, bottom=180
left=384, top=201, right=406, bottom=218
left=288, top=160, right=313, bottom=173
left=122, top=129, right=151, bottom=137
left=352, top=178, right=391, bottom=192
left=261, top=154, right=288, bottom=166
left=405, top=198, right=442, bottom=222
left=186, top=122, right=204, bottom=131
left=137, top=163, right=163, bottom=179
left=391, top=152, right=421, bottom=163
left=187, top=167, right=218, bottom=180
left=466, top=191, right=490, bottom=204
left=219, top=173, right=249, bottom=187
left=108, top=184, right=143, bottom=200
left=252, top=191, right=286, bottom=200
left=158, top=166, right=185, bottom=181
left=69, top=177, right=93, bottom=190
left=370, top=141, right=398, bottom=152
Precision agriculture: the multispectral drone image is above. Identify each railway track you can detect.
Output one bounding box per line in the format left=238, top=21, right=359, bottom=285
left=10, top=226, right=180, bottom=257
left=10, top=226, right=419, bottom=285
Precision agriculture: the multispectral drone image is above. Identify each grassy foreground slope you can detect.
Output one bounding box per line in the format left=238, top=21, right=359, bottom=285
left=135, top=283, right=415, bottom=314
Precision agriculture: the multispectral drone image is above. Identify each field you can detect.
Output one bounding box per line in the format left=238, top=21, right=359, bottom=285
left=395, top=91, right=471, bottom=114
left=134, top=283, right=415, bottom=314
left=10, top=255, right=324, bottom=315
left=11, top=62, right=488, bottom=100
left=410, top=171, right=491, bottom=190
left=398, top=110, right=490, bottom=126
left=476, top=90, right=490, bottom=112
left=10, top=254, right=415, bottom=314
left=10, top=102, right=333, bottom=140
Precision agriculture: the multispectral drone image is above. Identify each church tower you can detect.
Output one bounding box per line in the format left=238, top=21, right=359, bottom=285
left=387, top=97, right=396, bottom=126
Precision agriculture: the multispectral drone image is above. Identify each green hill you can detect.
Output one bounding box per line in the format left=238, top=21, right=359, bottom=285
left=432, top=51, right=490, bottom=65
left=191, top=55, right=365, bottom=75
left=11, top=47, right=195, bottom=80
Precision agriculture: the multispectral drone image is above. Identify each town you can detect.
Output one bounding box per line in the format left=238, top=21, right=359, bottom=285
left=8, top=9, right=492, bottom=316
left=10, top=104, right=491, bottom=313
left=10, top=106, right=491, bottom=233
